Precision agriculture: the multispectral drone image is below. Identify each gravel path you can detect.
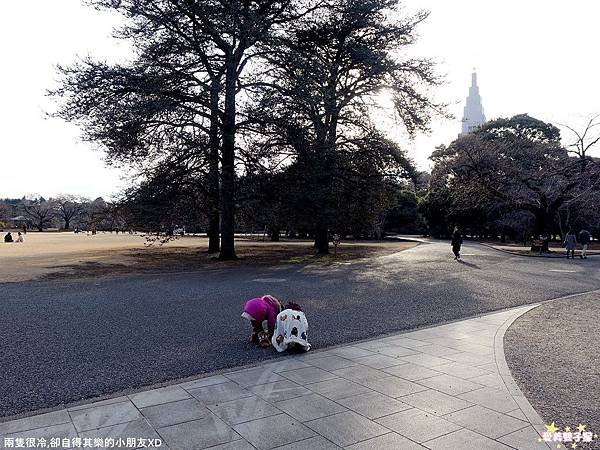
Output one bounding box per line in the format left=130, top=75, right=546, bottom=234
left=505, top=292, right=600, bottom=434
left=3, top=241, right=600, bottom=418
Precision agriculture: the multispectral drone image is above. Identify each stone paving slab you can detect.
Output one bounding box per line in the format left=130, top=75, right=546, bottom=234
left=139, top=399, right=209, bottom=428
left=0, top=306, right=553, bottom=450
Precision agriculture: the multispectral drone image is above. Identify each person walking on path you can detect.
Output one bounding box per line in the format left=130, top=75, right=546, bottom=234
left=579, top=229, right=591, bottom=259
left=564, top=229, right=577, bottom=259
left=451, top=226, right=463, bottom=260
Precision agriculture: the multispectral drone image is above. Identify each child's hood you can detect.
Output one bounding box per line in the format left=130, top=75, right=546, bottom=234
left=262, top=295, right=282, bottom=312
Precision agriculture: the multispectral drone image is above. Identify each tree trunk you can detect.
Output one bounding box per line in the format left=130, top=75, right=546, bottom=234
left=311, top=136, right=335, bottom=254
left=219, top=61, right=237, bottom=260
left=315, top=219, right=329, bottom=254
left=311, top=84, right=338, bottom=255
left=531, top=208, right=552, bottom=252
left=208, top=211, right=220, bottom=252
left=207, top=79, right=221, bottom=254
left=269, top=226, right=280, bottom=242
left=64, top=219, right=70, bottom=230
left=533, top=208, right=548, bottom=237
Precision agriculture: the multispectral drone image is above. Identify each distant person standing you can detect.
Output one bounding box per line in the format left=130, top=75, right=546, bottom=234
left=451, top=226, right=463, bottom=260
left=564, top=229, right=576, bottom=259
left=22, top=224, right=27, bottom=234
left=4, top=232, right=13, bottom=243
left=579, top=229, right=591, bottom=259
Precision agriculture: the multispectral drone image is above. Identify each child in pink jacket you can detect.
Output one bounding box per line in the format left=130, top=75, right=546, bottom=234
left=241, top=295, right=283, bottom=347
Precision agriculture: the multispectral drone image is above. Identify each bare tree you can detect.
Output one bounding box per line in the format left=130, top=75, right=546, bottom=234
left=22, top=198, right=56, bottom=232
left=560, top=114, right=600, bottom=160
left=0, top=203, right=9, bottom=221
left=558, top=114, right=600, bottom=175
left=251, top=0, right=443, bottom=252
left=0, top=203, right=11, bottom=230
left=55, top=195, right=87, bottom=230
left=552, top=114, right=600, bottom=227
left=84, top=198, right=112, bottom=232
left=54, top=0, right=323, bottom=260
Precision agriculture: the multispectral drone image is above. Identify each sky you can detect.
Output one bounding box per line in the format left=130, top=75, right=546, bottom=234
left=1, top=0, right=599, bottom=199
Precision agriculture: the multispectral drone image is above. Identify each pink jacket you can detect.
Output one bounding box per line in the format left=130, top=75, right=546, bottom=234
left=243, top=296, right=282, bottom=333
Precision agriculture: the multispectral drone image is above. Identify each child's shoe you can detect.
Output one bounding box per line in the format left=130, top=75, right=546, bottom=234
left=258, top=331, right=271, bottom=348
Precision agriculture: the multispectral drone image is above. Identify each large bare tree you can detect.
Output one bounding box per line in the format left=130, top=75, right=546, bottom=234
left=22, top=198, right=56, bottom=232
left=54, top=0, right=323, bottom=259
left=249, top=0, right=443, bottom=252
left=55, top=195, right=87, bottom=230
left=560, top=114, right=600, bottom=163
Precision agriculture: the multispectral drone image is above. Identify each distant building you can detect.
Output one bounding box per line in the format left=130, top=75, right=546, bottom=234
left=461, top=70, right=486, bottom=135
left=6, top=216, right=28, bottom=229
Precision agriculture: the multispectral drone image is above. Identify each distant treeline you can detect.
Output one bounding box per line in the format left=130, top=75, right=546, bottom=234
left=0, top=196, right=123, bottom=232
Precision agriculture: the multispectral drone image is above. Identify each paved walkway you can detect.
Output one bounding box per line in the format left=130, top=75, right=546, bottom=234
left=0, top=307, right=551, bottom=450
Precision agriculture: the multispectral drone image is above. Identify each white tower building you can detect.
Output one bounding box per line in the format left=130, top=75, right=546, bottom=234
left=461, top=70, right=486, bottom=135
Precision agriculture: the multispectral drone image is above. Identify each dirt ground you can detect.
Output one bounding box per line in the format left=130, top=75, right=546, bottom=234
left=0, top=232, right=416, bottom=283
left=505, top=293, right=600, bottom=444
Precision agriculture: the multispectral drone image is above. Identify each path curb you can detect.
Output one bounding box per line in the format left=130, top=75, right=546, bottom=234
left=494, top=304, right=550, bottom=448
left=479, top=242, right=598, bottom=259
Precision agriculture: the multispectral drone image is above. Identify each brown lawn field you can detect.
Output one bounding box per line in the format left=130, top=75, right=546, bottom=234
left=0, top=232, right=417, bottom=283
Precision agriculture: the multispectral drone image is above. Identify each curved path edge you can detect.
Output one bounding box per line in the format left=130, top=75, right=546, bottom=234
left=479, top=242, right=553, bottom=258
left=494, top=305, right=549, bottom=441
left=493, top=289, right=600, bottom=449
left=479, top=242, right=599, bottom=259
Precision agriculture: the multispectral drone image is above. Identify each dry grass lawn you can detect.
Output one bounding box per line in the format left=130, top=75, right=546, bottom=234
left=0, top=232, right=416, bottom=283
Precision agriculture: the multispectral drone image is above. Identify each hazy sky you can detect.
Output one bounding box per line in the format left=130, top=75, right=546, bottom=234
left=1, top=0, right=599, bottom=199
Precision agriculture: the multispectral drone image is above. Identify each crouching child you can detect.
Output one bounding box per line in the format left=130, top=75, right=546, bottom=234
left=241, top=295, right=283, bottom=348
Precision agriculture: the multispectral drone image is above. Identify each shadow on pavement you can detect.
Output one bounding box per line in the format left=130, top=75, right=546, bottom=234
left=458, top=259, right=481, bottom=269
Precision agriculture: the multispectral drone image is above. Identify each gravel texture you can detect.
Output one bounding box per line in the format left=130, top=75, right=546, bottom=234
left=2, top=241, right=600, bottom=418
left=505, top=292, right=600, bottom=435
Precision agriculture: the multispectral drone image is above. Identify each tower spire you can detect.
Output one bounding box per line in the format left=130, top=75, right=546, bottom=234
left=461, top=69, right=486, bottom=135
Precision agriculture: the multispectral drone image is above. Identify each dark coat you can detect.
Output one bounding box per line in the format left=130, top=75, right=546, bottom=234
left=451, top=230, right=463, bottom=247
left=579, top=230, right=591, bottom=245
